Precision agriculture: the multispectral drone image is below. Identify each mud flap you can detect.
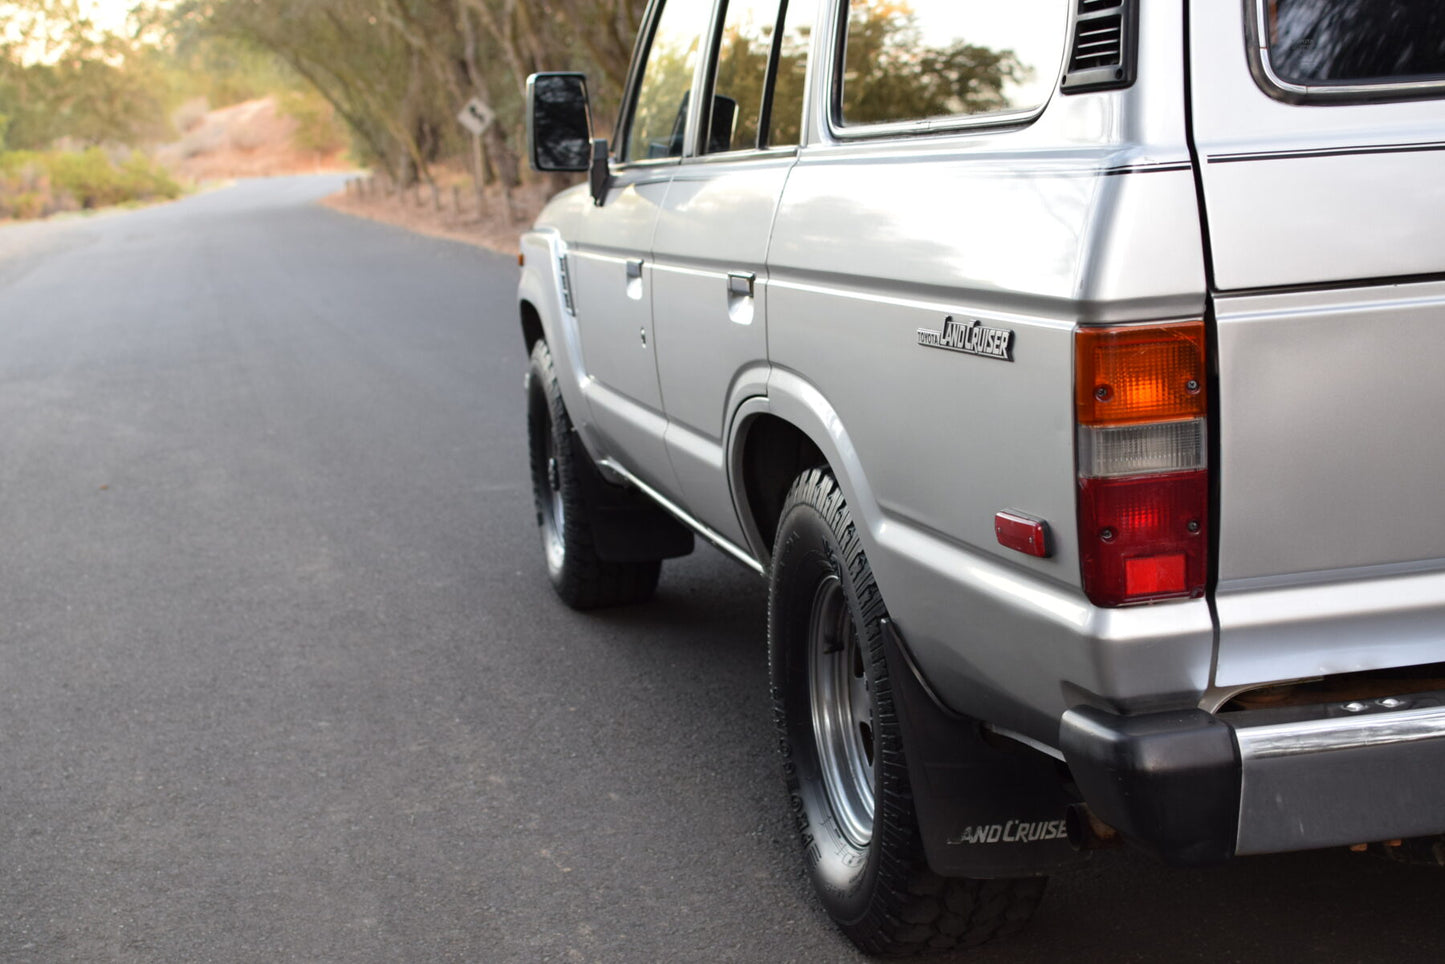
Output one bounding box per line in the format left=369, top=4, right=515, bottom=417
left=567, top=429, right=694, bottom=562
left=882, top=619, right=1087, bottom=878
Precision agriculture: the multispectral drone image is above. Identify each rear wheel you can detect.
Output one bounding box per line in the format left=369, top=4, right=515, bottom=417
left=769, top=468, right=1045, bottom=956
left=526, top=341, right=661, bottom=609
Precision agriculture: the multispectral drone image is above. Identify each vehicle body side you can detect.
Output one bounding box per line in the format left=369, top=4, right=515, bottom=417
left=518, top=0, right=1445, bottom=865
left=521, top=0, right=1216, bottom=747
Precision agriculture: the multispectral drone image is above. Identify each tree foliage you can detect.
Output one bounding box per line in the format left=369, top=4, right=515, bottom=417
left=0, top=0, right=172, bottom=150
left=169, top=0, right=646, bottom=190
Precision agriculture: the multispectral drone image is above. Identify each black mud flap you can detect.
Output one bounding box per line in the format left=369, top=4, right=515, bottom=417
left=882, top=619, right=1088, bottom=878
left=568, top=429, right=694, bottom=562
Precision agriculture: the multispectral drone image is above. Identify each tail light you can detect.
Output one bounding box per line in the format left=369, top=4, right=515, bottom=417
left=1076, top=321, right=1208, bottom=607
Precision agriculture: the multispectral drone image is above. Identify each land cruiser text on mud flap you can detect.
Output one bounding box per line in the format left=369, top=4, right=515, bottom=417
left=516, top=0, right=1445, bottom=954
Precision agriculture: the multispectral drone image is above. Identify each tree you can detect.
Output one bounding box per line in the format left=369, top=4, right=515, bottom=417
left=0, top=0, right=171, bottom=149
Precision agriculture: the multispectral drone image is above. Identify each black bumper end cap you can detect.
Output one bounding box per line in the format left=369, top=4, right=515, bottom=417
left=1060, top=705, right=1240, bottom=867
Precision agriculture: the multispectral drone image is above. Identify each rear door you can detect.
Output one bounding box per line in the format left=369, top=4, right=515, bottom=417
left=650, top=0, right=816, bottom=547
left=1189, top=0, right=1445, bottom=687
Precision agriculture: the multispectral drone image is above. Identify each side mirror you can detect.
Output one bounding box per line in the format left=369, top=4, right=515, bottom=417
left=526, top=72, right=612, bottom=206
left=526, top=72, right=593, bottom=173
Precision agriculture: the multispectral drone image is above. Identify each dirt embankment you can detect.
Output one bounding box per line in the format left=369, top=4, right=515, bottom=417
left=157, top=95, right=556, bottom=254
left=319, top=174, right=558, bottom=256
left=155, top=97, right=351, bottom=182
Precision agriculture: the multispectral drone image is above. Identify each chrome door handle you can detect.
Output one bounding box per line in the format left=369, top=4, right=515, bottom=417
left=727, top=272, right=756, bottom=298
left=625, top=259, right=644, bottom=300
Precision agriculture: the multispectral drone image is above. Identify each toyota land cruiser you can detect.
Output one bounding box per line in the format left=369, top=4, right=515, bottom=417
left=516, top=0, right=1445, bottom=954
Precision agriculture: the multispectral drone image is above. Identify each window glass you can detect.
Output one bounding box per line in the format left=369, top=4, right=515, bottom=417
left=708, top=0, right=777, bottom=153
left=1265, top=0, right=1445, bottom=86
left=626, top=0, right=714, bottom=162
left=766, top=0, right=817, bottom=147
left=838, top=0, right=1068, bottom=128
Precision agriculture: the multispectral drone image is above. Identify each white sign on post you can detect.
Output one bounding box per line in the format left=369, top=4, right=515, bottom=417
left=457, top=98, right=496, bottom=136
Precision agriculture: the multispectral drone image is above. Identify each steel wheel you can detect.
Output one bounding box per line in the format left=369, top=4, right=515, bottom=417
left=539, top=419, right=566, bottom=574
left=808, top=574, right=875, bottom=848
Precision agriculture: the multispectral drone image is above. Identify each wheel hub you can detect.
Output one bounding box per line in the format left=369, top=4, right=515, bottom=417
left=808, top=575, right=875, bottom=849
left=539, top=425, right=566, bottom=572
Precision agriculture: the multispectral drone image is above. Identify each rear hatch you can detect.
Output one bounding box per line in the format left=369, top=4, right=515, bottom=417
left=1189, top=0, right=1445, bottom=689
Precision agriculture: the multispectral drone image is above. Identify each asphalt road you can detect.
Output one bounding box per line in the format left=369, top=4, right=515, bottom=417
left=0, top=177, right=1440, bottom=963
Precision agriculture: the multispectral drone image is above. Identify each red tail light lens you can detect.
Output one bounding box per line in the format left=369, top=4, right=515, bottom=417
left=1077, top=472, right=1208, bottom=607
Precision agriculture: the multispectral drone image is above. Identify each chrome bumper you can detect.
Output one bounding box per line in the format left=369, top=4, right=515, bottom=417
left=1059, top=694, right=1445, bottom=864
left=1235, top=700, right=1445, bottom=854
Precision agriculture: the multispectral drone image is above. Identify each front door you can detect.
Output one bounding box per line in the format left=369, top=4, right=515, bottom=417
left=568, top=0, right=714, bottom=499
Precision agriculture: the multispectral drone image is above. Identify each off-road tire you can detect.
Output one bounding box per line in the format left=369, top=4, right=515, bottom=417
left=526, top=340, right=661, bottom=609
left=768, top=468, right=1046, bottom=956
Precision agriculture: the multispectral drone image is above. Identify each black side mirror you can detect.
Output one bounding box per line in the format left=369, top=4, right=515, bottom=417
left=527, top=72, right=612, bottom=206
left=527, top=73, right=593, bottom=172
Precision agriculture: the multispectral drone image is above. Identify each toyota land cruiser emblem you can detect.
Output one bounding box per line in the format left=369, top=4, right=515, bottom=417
left=917, top=316, right=1014, bottom=361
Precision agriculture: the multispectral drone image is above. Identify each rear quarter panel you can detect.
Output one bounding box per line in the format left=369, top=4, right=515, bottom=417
left=763, top=1, right=1212, bottom=738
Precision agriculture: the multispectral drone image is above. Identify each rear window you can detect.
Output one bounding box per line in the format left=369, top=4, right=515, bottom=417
left=1257, top=0, right=1445, bottom=95
left=836, top=0, right=1068, bottom=130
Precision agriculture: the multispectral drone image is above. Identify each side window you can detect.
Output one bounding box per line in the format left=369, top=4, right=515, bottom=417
left=705, top=0, right=818, bottom=153
left=1263, top=0, right=1445, bottom=86
left=765, top=0, right=818, bottom=147
left=707, top=0, right=776, bottom=153
left=837, top=0, right=1069, bottom=129
left=625, top=0, right=715, bottom=162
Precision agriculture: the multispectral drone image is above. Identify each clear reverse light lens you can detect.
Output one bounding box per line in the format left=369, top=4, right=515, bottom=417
left=1078, top=419, right=1206, bottom=479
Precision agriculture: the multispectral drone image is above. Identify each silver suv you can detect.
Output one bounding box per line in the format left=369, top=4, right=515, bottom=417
left=517, top=0, right=1445, bottom=953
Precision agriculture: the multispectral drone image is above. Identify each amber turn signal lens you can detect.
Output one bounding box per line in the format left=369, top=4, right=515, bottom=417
left=1076, top=321, right=1207, bottom=427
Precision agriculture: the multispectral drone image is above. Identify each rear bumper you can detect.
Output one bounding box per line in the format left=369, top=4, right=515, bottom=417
left=1060, top=693, right=1445, bottom=864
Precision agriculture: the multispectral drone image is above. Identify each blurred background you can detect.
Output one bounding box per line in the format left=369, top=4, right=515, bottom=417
left=0, top=0, right=643, bottom=227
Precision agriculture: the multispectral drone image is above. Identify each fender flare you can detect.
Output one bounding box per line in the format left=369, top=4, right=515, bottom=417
left=518, top=228, right=594, bottom=440
left=724, top=368, right=886, bottom=569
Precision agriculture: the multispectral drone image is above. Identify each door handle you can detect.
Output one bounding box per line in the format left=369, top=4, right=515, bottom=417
left=625, top=259, right=644, bottom=300
left=726, top=272, right=757, bottom=325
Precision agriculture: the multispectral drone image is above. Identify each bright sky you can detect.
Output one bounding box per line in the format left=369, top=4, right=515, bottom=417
left=82, top=0, right=139, bottom=32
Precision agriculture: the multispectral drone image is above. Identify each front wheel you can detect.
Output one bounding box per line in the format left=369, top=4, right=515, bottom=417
left=526, top=340, right=660, bottom=609
left=768, top=468, right=1045, bottom=956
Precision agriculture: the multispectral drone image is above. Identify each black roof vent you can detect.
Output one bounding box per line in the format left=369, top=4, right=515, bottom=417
left=1061, top=0, right=1137, bottom=94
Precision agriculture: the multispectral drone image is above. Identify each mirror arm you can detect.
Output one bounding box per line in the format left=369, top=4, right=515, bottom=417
left=588, top=138, right=611, bottom=206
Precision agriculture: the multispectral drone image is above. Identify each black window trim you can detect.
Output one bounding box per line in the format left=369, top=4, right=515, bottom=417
left=1244, top=0, right=1445, bottom=106
left=824, top=0, right=1066, bottom=141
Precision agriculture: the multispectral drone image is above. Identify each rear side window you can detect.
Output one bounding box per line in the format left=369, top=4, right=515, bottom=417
left=709, top=0, right=782, bottom=153
left=703, top=0, right=818, bottom=154
left=836, top=0, right=1069, bottom=129
left=1253, top=0, right=1445, bottom=99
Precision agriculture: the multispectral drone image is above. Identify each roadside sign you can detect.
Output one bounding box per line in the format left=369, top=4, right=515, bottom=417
left=457, top=98, right=495, bottom=136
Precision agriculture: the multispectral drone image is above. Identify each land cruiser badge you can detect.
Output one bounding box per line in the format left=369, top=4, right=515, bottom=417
left=918, top=316, right=1013, bottom=361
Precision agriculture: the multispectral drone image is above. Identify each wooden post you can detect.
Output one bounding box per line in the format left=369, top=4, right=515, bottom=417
left=471, top=133, right=486, bottom=216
